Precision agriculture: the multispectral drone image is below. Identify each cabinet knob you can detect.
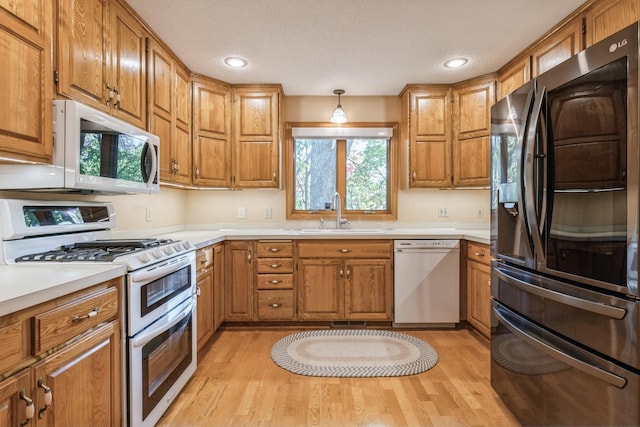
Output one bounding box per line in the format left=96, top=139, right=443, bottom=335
left=270, top=303, right=281, bottom=308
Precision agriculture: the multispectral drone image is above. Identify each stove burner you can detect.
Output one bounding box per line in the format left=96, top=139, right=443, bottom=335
left=15, top=238, right=175, bottom=263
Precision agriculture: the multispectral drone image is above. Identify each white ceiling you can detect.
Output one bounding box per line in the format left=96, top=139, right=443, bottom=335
left=126, top=0, right=586, bottom=96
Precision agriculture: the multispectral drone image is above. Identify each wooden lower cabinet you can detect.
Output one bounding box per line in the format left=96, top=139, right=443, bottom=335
left=466, top=242, right=491, bottom=338
left=32, top=321, right=121, bottom=426
left=0, top=278, right=122, bottom=427
left=212, top=244, right=225, bottom=330
left=225, top=241, right=254, bottom=321
left=196, top=246, right=214, bottom=350
left=255, top=240, right=295, bottom=321
left=297, top=240, right=392, bottom=321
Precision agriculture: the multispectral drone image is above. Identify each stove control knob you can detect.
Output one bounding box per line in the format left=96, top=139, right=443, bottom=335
left=182, top=241, right=193, bottom=250
left=152, top=249, right=163, bottom=259
left=173, top=242, right=184, bottom=252
left=138, top=253, right=151, bottom=264
left=163, top=246, right=174, bottom=255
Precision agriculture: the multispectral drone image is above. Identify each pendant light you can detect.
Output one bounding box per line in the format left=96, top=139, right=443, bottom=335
left=330, top=89, right=347, bottom=124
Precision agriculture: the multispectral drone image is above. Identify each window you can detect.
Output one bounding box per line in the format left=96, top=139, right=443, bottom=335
left=285, top=123, right=398, bottom=220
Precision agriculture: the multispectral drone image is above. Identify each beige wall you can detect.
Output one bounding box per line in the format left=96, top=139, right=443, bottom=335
left=0, top=95, right=489, bottom=233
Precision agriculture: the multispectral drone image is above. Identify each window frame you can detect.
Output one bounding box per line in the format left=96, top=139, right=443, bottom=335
left=285, top=122, right=398, bottom=221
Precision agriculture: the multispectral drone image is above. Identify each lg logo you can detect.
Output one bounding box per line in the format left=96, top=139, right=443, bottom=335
left=610, top=39, right=628, bottom=52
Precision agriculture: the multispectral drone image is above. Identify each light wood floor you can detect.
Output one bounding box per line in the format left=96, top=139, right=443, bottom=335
left=157, top=327, right=521, bottom=427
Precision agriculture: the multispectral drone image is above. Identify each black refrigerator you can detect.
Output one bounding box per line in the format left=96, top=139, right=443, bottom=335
left=490, top=22, right=640, bottom=426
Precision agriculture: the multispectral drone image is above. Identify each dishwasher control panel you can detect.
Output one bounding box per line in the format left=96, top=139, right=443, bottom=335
left=394, top=239, right=459, bottom=250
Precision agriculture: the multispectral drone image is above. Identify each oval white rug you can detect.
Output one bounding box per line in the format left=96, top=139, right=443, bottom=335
left=271, top=329, right=438, bottom=377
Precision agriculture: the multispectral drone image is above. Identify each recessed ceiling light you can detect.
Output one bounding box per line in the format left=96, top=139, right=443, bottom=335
left=444, top=57, right=469, bottom=69
left=224, top=56, right=248, bottom=68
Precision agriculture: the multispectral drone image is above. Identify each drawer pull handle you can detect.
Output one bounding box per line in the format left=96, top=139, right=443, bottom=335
left=475, top=252, right=485, bottom=257
left=339, top=249, right=351, bottom=253
left=72, top=307, right=99, bottom=322
left=270, top=264, right=281, bottom=268
left=37, top=378, right=52, bottom=419
left=269, top=280, right=281, bottom=284
left=19, top=389, right=34, bottom=426
left=270, top=303, right=281, bottom=308
left=269, top=248, right=281, bottom=252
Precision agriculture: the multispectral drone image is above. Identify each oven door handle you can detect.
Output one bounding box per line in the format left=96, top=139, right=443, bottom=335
left=132, top=297, right=195, bottom=348
left=129, top=254, right=194, bottom=284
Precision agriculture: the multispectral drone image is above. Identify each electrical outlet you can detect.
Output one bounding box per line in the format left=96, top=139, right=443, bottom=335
left=264, top=207, right=272, bottom=219
left=145, top=207, right=152, bottom=222
left=475, top=207, right=484, bottom=218
left=238, top=207, right=246, bottom=219
left=438, top=207, right=448, bottom=217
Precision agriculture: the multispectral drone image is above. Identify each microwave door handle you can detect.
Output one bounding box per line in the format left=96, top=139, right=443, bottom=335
left=141, top=141, right=157, bottom=188
left=523, top=85, right=546, bottom=267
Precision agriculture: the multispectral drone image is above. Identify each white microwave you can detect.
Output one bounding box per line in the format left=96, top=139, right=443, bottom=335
left=0, top=100, right=159, bottom=194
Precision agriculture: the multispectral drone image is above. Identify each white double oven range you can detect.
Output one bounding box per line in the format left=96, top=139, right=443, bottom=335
left=0, top=199, right=197, bottom=427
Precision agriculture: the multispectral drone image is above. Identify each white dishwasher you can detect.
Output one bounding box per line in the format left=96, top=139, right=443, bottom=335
left=393, top=239, right=460, bottom=327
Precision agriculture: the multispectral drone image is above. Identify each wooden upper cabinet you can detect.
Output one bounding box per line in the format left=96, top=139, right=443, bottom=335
left=148, top=37, right=191, bottom=185
left=531, top=16, right=583, bottom=77
left=497, top=56, right=531, bottom=100
left=192, top=76, right=232, bottom=187
left=233, top=85, right=282, bottom=188
left=0, top=0, right=53, bottom=163
left=56, top=0, right=147, bottom=129
left=585, top=0, right=638, bottom=47
left=452, top=75, right=495, bottom=187
left=400, top=85, right=452, bottom=188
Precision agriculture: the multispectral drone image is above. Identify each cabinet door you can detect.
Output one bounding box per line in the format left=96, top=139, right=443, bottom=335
left=452, top=77, right=495, bottom=187
left=196, top=267, right=214, bottom=350
left=408, top=87, right=452, bottom=187
left=467, top=260, right=491, bottom=338
left=172, top=64, right=192, bottom=184
left=345, top=259, right=392, bottom=320
left=532, top=17, right=583, bottom=77
left=108, top=0, right=146, bottom=129
left=193, top=79, right=232, bottom=187
left=586, top=0, right=638, bottom=47
left=297, top=259, right=343, bottom=320
left=32, top=321, right=120, bottom=427
left=56, top=0, right=109, bottom=109
left=224, top=241, right=254, bottom=321
left=212, top=244, right=225, bottom=330
left=0, top=369, right=32, bottom=427
left=233, top=87, right=281, bottom=188
left=497, top=56, right=531, bottom=100
left=0, top=0, right=53, bottom=163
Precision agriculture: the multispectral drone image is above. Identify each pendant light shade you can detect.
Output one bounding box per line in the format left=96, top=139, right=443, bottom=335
left=330, top=89, right=347, bottom=124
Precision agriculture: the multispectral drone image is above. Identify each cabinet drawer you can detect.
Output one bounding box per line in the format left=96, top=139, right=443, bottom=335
left=256, top=258, right=293, bottom=273
left=257, top=290, right=295, bottom=320
left=467, top=242, right=490, bottom=265
left=196, top=246, right=213, bottom=270
left=256, top=241, right=293, bottom=258
left=34, top=286, right=118, bottom=355
left=256, top=274, right=294, bottom=290
left=297, top=240, right=392, bottom=259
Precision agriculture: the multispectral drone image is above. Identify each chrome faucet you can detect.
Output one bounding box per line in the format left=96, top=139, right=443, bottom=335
left=332, top=192, right=349, bottom=229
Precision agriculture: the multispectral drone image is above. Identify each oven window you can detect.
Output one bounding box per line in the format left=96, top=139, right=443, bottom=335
left=545, top=57, right=628, bottom=287
left=142, top=312, right=193, bottom=420
left=141, top=265, right=192, bottom=315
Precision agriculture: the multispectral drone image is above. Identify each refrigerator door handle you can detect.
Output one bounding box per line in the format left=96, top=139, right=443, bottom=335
left=494, top=266, right=627, bottom=319
left=493, top=301, right=628, bottom=389
left=523, top=84, right=547, bottom=268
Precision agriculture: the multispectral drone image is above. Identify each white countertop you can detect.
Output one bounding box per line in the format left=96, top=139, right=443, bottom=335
left=0, top=226, right=489, bottom=318
left=156, top=227, right=490, bottom=249
left=0, top=264, right=125, bottom=317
